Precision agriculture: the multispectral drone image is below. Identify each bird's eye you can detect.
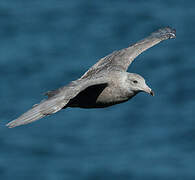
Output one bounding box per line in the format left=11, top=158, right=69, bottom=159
left=133, top=80, right=138, bottom=84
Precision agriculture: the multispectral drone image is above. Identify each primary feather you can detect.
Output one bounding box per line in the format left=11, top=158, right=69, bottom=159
left=6, top=96, right=66, bottom=128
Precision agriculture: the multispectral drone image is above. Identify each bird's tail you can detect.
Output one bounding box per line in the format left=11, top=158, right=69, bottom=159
left=6, top=97, right=66, bottom=128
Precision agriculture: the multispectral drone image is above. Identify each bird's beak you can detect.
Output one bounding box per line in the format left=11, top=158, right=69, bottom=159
left=143, top=85, right=154, bottom=96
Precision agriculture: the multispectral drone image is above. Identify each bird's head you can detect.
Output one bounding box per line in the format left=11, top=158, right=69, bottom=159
left=126, top=73, right=154, bottom=96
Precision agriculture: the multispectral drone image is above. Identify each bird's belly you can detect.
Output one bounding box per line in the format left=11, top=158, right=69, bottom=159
left=67, top=85, right=132, bottom=108
left=95, top=87, right=131, bottom=107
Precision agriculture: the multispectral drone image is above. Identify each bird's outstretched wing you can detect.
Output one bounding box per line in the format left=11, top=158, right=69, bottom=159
left=81, top=27, right=176, bottom=78
left=6, top=76, right=108, bottom=128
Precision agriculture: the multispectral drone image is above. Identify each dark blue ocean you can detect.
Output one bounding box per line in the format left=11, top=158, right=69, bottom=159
left=0, top=0, right=195, bottom=180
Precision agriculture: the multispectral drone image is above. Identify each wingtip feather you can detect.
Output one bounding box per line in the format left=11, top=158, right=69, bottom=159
left=6, top=96, right=66, bottom=128
left=152, top=26, right=176, bottom=40
left=6, top=113, right=44, bottom=128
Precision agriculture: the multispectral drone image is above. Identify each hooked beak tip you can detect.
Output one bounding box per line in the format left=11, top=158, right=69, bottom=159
left=150, top=90, right=154, bottom=96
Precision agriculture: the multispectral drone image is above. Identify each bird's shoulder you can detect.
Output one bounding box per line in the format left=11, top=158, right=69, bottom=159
left=81, top=49, right=126, bottom=79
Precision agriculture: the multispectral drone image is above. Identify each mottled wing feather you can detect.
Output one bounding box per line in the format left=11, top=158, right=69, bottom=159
left=81, top=50, right=125, bottom=78
left=82, top=27, right=176, bottom=77
left=6, top=77, right=109, bottom=128
left=119, top=27, right=176, bottom=71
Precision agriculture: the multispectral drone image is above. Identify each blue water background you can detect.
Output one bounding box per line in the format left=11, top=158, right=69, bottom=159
left=0, top=0, right=195, bottom=179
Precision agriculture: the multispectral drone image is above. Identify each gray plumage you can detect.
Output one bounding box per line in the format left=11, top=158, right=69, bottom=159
left=7, top=27, right=176, bottom=128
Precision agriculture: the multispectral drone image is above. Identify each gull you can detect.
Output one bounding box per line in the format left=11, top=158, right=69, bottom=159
left=7, top=27, right=176, bottom=128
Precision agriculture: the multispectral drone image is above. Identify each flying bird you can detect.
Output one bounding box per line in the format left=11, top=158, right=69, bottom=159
left=7, top=27, right=176, bottom=128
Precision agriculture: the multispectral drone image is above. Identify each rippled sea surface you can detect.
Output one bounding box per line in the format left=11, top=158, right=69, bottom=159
left=0, top=0, right=195, bottom=180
